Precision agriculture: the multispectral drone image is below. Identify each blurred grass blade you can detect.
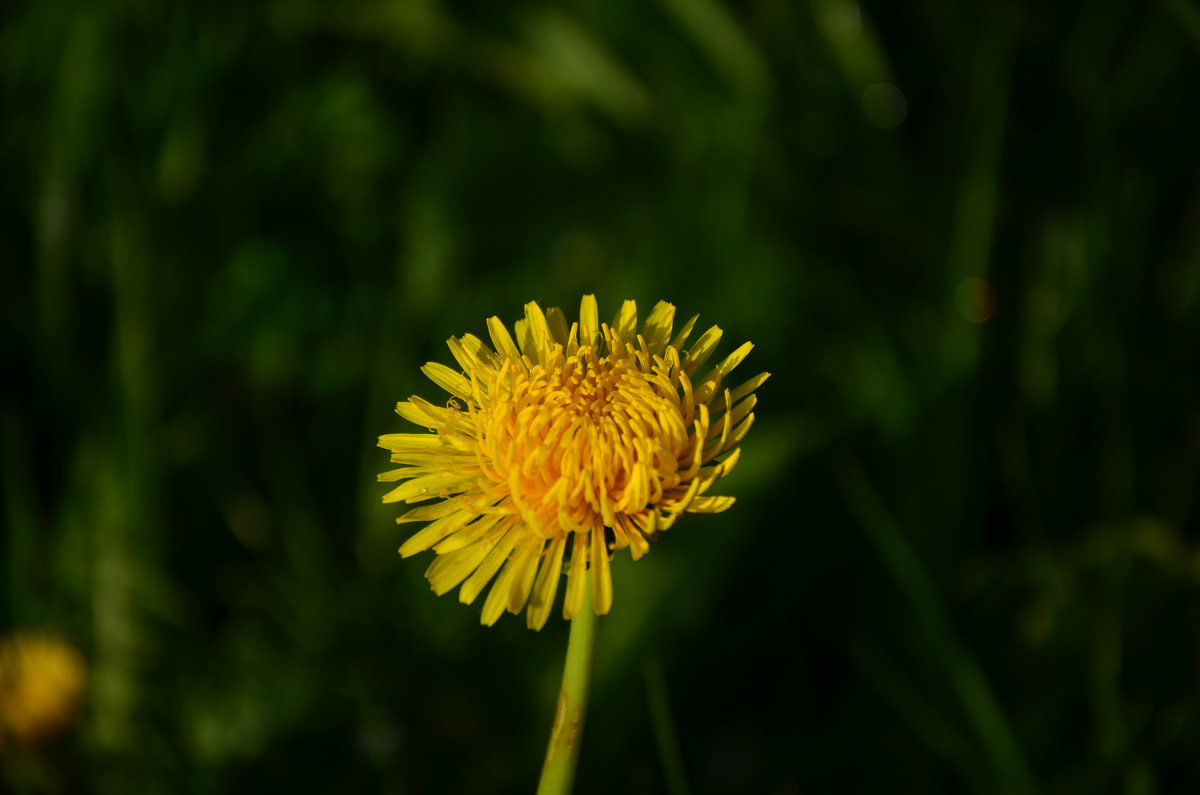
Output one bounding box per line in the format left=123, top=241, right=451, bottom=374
left=644, top=657, right=692, bottom=795
left=836, top=459, right=1037, bottom=793
left=848, top=632, right=981, bottom=787
left=658, top=0, right=769, bottom=96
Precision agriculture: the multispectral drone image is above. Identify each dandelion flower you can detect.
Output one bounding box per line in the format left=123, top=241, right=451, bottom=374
left=379, top=295, right=768, bottom=630
left=0, top=632, right=86, bottom=750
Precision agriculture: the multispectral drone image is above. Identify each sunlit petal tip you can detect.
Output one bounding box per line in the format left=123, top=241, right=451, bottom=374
left=715, top=341, right=754, bottom=376
left=684, top=325, right=724, bottom=374
left=579, top=295, right=600, bottom=346
left=378, top=432, right=440, bottom=450
left=562, top=534, right=588, bottom=619
left=670, top=314, right=700, bottom=349
left=613, top=300, right=638, bottom=342
left=545, top=306, right=570, bottom=346
left=506, top=544, right=541, bottom=614
left=643, top=300, right=676, bottom=351
left=421, top=362, right=472, bottom=400
left=486, top=316, right=522, bottom=361
left=687, top=495, right=736, bottom=513
left=425, top=542, right=490, bottom=595
left=590, top=530, right=614, bottom=615
left=480, top=561, right=518, bottom=626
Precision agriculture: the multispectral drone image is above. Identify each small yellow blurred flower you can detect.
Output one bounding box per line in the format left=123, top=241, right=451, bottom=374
left=379, top=296, right=768, bottom=629
left=0, top=632, right=86, bottom=750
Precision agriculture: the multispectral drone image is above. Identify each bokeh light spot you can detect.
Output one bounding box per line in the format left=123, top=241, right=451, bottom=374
left=956, top=277, right=996, bottom=323
left=813, top=0, right=862, bottom=41
left=862, top=83, right=907, bottom=128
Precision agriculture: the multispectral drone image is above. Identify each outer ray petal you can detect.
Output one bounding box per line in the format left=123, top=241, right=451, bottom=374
left=379, top=432, right=452, bottom=451
left=563, top=532, right=589, bottom=619
left=481, top=556, right=521, bottom=626
left=521, top=302, right=552, bottom=363
left=425, top=539, right=493, bottom=595
left=487, top=316, right=522, bottom=362
left=683, top=325, right=723, bottom=375
left=670, top=314, right=699, bottom=350
left=729, top=371, right=770, bottom=403
left=396, top=494, right=477, bottom=524
left=504, top=540, right=541, bottom=613
left=381, top=471, right=477, bottom=504
left=527, top=534, right=567, bottom=630
left=398, top=509, right=473, bottom=557
left=421, top=362, right=472, bottom=400
left=711, top=341, right=754, bottom=379
left=448, top=334, right=498, bottom=373
left=579, top=295, right=600, bottom=347
left=687, top=495, right=736, bottom=513
left=546, top=307, right=570, bottom=346
left=613, top=300, right=638, bottom=343
left=434, top=511, right=506, bottom=553
left=460, top=522, right=519, bottom=605
left=642, top=300, right=675, bottom=354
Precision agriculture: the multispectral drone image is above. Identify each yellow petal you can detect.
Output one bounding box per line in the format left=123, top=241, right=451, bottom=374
left=521, top=302, right=552, bottom=362
left=703, top=402, right=733, bottom=463
left=384, top=463, right=472, bottom=482
left=579, top=295, right=600, bottom=348
left=396, top=494, right=474, bottom=524
left=433, top=511, right=506, bottom=553
left=506, top=540, right=543, bottom=614
left=642, top=300, right=675, bottom=354
left=562, top=532, right=589, bottom=619
left=481, top=555, right=521, bottom=626
left=447, top=334, right=498, bottom=373
left=612, top=299, right=638, bottom=343
left=711, top=341, right=753, bottom=378
left=514, top=318, right=531, bottom=359
left=616, top=513, right=650, bottom=560
left=394, top=401, right=432, bottom=427
left=487, top=316, right=522, bottom=362
left=378, top=432, right=446, bottom=451
left=727, top=394, right=757, bottom=427
left=678, top=403, right=709, bottom=478
left=460, top=523, right=519, bottom=605
left=546, top=307, right=570, bottom=346
left=683, top=325, right=723, bottom=375
left=716, top=446, right=742, bottom=477
left=670, top=314, right=699, bottom=350
left=666, top=477, right=703, bottom=514
left=421, top=362, right=472, bottom=400
left=679, top=370, right=695, bottom=425
left=527, top=535, right=567, bottom=630
left=729, top=371, right=770, bottom=404
left=381, top=471, right=476, bottom=504
left=687, top=495, right=736, bottom=513
left=398, top=509, right=472, bottom=557
left=723, top=413, right=755, bottom=454
left=378, top=467, right=413, bottom=483
left=425, top=540, right=492, bottom=595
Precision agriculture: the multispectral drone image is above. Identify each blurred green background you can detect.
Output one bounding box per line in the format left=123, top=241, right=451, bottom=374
left=3, top=0, right=1200, bottom=792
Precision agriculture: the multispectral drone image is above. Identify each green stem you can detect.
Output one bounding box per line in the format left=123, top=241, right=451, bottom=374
left=536, top=580, right=596, bottom=795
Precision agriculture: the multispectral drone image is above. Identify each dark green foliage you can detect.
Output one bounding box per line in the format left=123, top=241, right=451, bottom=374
left=2, top=0, right=1199, bottom=791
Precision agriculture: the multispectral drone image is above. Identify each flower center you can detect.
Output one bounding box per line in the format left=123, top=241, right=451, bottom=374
left=475, top=344, right=688, bottom=538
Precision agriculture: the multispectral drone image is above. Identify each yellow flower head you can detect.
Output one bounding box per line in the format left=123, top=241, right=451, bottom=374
left=378, top=296, right=768, bottom=630
left=0, top=632, right=86, bottom=750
